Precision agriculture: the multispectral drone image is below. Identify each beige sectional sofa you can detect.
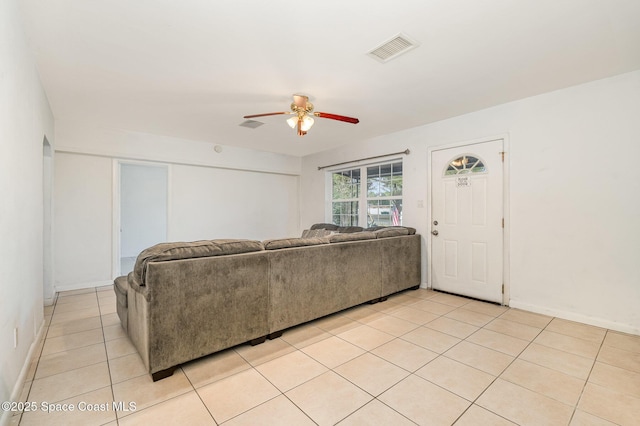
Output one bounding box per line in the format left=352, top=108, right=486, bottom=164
left=113, top=226, right=421, bottom=381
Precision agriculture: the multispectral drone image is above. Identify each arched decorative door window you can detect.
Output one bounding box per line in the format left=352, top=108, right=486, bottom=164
left=444, top=154, right=487, bottom=176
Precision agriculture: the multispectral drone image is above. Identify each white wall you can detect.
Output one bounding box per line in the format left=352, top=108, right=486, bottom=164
left=300, top=70, right=640, bottom=334
left=55, top=121, right=300, bottom=176
left=53, top=124, right=301, bottom=290
left=170, top=165, right=299, bottom=242
left=54, top=153, right=113, bottom=288
left=0, top=0, right=55, bottom=418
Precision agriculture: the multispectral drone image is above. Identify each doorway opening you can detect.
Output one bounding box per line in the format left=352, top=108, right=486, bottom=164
left=43, top=137, right=54, bottom=304
left=115, top=161, right=169, bottom=276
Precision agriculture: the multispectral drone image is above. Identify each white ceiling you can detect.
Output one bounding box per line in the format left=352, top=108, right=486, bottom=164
left=19, top=0, right=640, bottom=157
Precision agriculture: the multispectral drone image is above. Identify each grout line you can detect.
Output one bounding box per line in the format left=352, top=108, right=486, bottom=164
left=568, top=329, right=609, bottom=425
left=449, top=312, right=551, bottom=424
left=24, top=287, right=639, bottom=425
left=95, top=287, right=121, bottom=425
left=181, top=362, right=218, bottom=423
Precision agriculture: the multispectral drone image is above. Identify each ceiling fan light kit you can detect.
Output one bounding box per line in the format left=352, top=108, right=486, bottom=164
left=244, top=94, right=359, bottom=136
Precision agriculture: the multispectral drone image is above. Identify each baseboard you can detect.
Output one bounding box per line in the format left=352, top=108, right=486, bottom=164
left=54, top=280, right=113, bottom=293
left=509, top=299, right=640, bottom=336
left=1, top=319, right=46, bottom=426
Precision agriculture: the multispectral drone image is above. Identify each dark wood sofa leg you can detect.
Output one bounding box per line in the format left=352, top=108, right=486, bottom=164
left=268, top=330, right=283, bottom=340
left=410, top=285, right=420, bottom=290
left=152, top=367, right=175, bottom=382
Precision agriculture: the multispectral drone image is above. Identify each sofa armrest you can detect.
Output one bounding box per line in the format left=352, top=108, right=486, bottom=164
left=127, top=271, right=149, bottom=301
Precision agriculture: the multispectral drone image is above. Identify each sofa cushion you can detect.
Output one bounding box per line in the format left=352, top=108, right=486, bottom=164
left=301, top=229, right=335, bottom=238
left=405, top=227, right=417, bottom=235
left=309, top=223, right=340, bottom=231
left=263, top=237, right=329, bottom=250
left=213, top=239, right=265, bottom=255
left=309, top=223, right=364, bottom=233
left=134, top=239, right=264, bottom=285
left=329, top=232, right=376, bottom=243
left=337, top=226, right=364, bottom=233
left=374, top=227, right=410, bottom=238
left=366, top=226, right=416, bottom=235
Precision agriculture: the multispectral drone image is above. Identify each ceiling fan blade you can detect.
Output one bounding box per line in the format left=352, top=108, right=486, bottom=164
left=243, top=112, right=290, bottom=119
left=292, top=94, right=308, bottom=109
left=314, top=112, right=359, bottom=124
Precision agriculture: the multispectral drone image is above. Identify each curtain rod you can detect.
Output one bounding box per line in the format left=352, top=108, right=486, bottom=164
left=317, top=149, right=410, bottom=170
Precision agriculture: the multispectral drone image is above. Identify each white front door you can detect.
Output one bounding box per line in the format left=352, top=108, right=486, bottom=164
left=430, top=139, right=504, bottom=303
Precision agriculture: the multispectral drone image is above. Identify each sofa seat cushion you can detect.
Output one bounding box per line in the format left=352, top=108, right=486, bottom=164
left=329, top=232, right=376, bottom=243
left=134, top=239, right=264, bottom=285
left=263, top=237, right=329, bottom=250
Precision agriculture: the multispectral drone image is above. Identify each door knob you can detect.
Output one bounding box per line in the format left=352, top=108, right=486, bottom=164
left=431, top=230, right=439, bottom=236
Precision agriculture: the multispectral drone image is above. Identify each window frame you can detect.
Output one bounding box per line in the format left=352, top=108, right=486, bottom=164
left=326, top=159, right=403, bottom=228
left=443, top=153, right=488, bottom=176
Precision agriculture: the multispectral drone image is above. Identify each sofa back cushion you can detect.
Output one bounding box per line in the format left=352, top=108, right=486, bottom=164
left=373, top=227, right=410, bottom=238
left=309, top=223, right=339, bottom=231
left=134, top=239, right=264, bottom=285
left=366, top=226, right=417, bottom=237
left=309, top=223, right=363, bottom=233
left=263, top=237, right=329, bottom=250
left=300, top=229, right=334, bottom=238
left=337, top=226, right=364, bottom=233
left=214, top=239, right=266, bottom=255
left=329, top=232, right=376, bottom=243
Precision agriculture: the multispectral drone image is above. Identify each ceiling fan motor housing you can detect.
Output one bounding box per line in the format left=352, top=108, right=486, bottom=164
left=291, top=101, right=314, bottom=115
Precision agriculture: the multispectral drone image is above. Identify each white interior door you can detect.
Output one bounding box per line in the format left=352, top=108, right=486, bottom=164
left=430, top=139, right=504, bottom=303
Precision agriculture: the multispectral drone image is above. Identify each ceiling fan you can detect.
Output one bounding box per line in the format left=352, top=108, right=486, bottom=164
left=243, top=94, right=359, bottom=136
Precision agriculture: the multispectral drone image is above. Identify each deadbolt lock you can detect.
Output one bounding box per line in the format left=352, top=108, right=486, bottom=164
left=433, top=220, right=438, bottom=226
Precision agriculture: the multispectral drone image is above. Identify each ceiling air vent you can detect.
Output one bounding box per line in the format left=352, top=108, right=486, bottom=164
left=368, top=33, right=419, bottom=63
left=239, top=119, right=264, bottom=129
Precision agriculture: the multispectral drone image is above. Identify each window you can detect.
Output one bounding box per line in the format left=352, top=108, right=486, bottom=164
left=331, top=169, right=360, bottom=226
left=444, top=155, right=486, bottom=176
left=331, top=161, right=403, bottom=227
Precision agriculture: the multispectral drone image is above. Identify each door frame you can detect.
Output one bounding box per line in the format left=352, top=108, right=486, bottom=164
left=427, top=134, right=511, bottom=305
left=112, top=159, right=171, bottom=278
left=43, top=136, right=54, bottom=305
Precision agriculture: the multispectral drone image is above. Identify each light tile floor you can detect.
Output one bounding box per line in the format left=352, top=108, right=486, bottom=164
left=10, top=286, right=640, bottom=425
